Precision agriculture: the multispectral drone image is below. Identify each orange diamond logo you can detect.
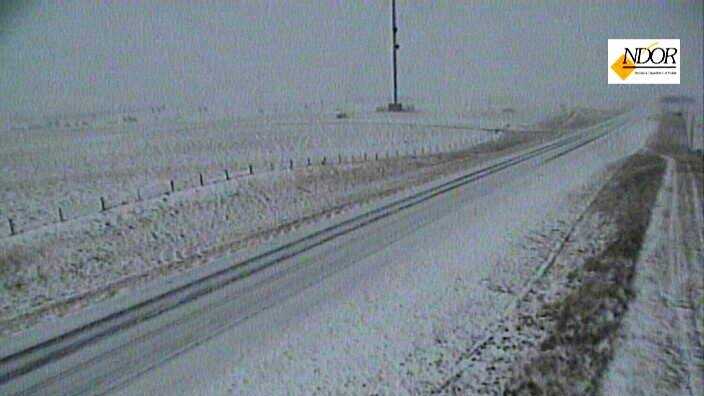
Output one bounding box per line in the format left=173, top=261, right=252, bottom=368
left=611, top=53, right=635, bottom=80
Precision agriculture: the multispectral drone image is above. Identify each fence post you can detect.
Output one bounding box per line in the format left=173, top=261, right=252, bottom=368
left=100, top=197, right=107, bottom=212
left=322, top=156, right=327, bottom=165
left=8, top=218, right=15, bottom=236
left=248, top=164, right=253, bottom=175
left=307, top=158, right=311, bottom=166
left=375, top=153, right=379, bottom=161
left=170, top=180, right=175, bottom=193
left=338, top=154, right=342, bottom=164
left=199, top=173, right=204, bottom=187
left=270, top=162, right=275, bottom=171
left=225, top=169, right=230, bottom=181
left=58, top=207, right=65, bottom=222
left=289, top=159, right=294, bottom=170
left=137, top=188, right=142, bottom=201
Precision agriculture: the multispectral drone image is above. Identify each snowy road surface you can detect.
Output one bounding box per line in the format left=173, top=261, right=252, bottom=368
left=0, top=111, right=654, bottom=395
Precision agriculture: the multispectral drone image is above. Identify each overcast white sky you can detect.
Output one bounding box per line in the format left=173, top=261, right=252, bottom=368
left=1, top=1, right=702, bottom=118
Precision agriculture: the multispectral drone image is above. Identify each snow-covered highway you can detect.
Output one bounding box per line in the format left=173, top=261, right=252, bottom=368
left=0, top=112, right=654, bottom=395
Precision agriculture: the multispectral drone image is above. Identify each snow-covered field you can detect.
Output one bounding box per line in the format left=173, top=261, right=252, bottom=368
left=0, top=111, right=508, bottom=235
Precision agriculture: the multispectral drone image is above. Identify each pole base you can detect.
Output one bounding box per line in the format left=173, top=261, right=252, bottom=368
left=387, top=103, right=404, bottom=112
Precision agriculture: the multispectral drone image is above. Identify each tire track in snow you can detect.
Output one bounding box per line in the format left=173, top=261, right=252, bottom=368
left=666, top=157, right=703, bottom=396
left=688, top=163, right=704, bottom=252
left=684, top=162, right=704, bottom=389
left=687, top=163, right=704, bottom=360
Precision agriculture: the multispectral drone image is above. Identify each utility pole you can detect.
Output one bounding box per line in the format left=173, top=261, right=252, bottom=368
left=688, top=110, right=695, bottom=150
left=388, top=0, right=403, bottom=111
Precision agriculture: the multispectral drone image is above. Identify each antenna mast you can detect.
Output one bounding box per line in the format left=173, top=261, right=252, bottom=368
left=388, top=0, right=403, bottom=111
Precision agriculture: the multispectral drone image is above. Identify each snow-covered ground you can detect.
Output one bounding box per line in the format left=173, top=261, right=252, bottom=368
left=0, top=111, right=507, bottom=235
left=113, top=112, right=655, bottom=395
left=3, top=107, right=575, bottom=337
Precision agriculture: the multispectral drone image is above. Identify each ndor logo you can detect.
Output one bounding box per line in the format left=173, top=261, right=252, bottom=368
left=608, top=39, right=680, bottom=84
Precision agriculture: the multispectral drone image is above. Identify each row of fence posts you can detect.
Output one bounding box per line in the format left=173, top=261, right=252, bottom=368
left=3, top=137, right=484, bottom=237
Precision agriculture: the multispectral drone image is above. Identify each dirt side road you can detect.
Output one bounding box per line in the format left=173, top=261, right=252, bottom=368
left=601, top=116, right=704, bottom=395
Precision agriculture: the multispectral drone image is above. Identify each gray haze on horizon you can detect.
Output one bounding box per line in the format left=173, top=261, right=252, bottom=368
left=1, top=0, right=702, bottom=119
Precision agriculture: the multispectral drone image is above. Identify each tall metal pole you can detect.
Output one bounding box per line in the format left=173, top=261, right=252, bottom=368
left=391, top=0, right=399, bottom=106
